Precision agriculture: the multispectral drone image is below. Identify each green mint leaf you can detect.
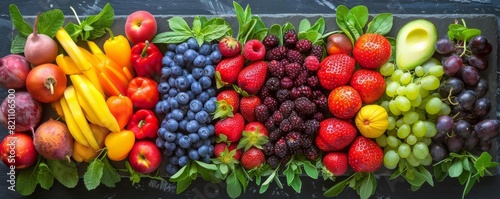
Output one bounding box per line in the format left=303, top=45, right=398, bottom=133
left=236, top=167, right=248, bottom=190
left=433, top=164, right=448, bottom=182
left=192, top=16, right=202, bottom=35
left=47, top=159, right=79, bottom=188
left=37, top=162, right=54, bottom=190
left=38, top=9, right=64, bottom=38
left=447, top=24, right=466, bottom=40
left=101, top=158, right=121, bottom=187
left=152, top=31, right=192, bottom=44
left=366, top=13, right=393, bottom=35
left=202, top=24, right=231, bottom=42
left=233, top=1, right=246, bottom=34
left=83, top=159, right=105, bottom=190
left=309, top=17, right=326, bottom=34
left=85, top=3, right=114, bottom=40
left=64, top=22, right=83, bottom=41
left=350, top=5, right=369, bottom=28
left=16, top=165, right=39, bottom=196
left=8, top=4, right=32, bottom=36
left=302, top=161, right=319, bottom=179
left=305, top=31, right=321, bottom=44
left=205, top=18, right=233, bottom=38
left=227, top=172, right=242, bottom=198
left=290, top=176, right=302, bottom=193
left=298, top=19, right=311, bottom=33
left=284, top=165, right=295, bottom=185
left=168, top=17, right=192, bottom=33
left=324, top=178, right=347, bottom=197
left=449, top=160, right=464, bottom=178
left=336, top=5, right=355, bottom=44
left=475, top=152, right=492, bottom=171
left=10, top=35, right=27, bottom=54
left=195, top=35, right=204, bottom=47
left=176, top=177, right=192, bottom=194
left=238, top=19, right=257, bottom=45
left=406, top=171, right=425, bottom=187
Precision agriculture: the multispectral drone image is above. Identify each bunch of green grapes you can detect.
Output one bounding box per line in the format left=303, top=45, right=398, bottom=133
left=376, top=58, right=451, bottom=169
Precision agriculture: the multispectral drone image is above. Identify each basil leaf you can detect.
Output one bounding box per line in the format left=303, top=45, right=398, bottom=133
left=192, top=16, right=202, bottom=35
left=359, top=175, right=374, bottom=199
left=10, top=35, right=27, bottom=54
left=202, top=24, right=231, bottom=42
left=350, top=5, right=369, bottom=28
left=366, top=13, right=393, bottom=35
left=83, top=159, right=105, bottom=190
left=269, top=24, right=282, bottom=44
left=152, top=31, right=192, bottom=44
left=16, top=165, right=39, bottom=196
left=37, top=162, right=54, bottom=190
left=38, top=9, right=64, bottom=38
left=46, top=159, right=79, bottom=188
left=8, top=4, right=32, bottom=37
left=299, top=19, right=311, bottom=33
left=168, top=17, right=192, bottom=33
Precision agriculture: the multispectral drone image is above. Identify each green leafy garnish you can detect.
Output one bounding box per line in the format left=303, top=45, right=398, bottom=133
left=119, top=161, right=164, bottom=186
left=83, top=149, right=121, bottom=190
left=46, top=159, right=79, bottom=188
left=447, top=19, right=481, bottom=57
left=64, top=3, right=115, bottom=42
left=324, top=172, right=377, bottom=199
left=297, top=18, right=326, bottom=45
left=283, top=156, right=319, bottom=193
left=233, top=1, right=268, bottom=44
left=389, top=161, right=434, bottom=192
left=169, top=160, right=218, bottom=194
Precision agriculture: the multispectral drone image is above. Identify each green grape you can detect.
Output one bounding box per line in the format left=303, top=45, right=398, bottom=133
left=397, top=86, right=406, bottom=96
left=409, top=95, right=422, bottom=107
left=384, top=150, right=400, bottom=169
left=400, top=72, right=412, bottom=85
left=412, top=120, right=427, bottom=137
left=387, top=129, right=397, bottom=137
left=380, top=62, right=395, bottom=76
left=425, top=97, right=442, bottom=115
left=424, top=121, right=437, bottom=138
left=420, top=75, right=440, bottom=90
left=380, top=101, right=390, bottom=113
left=419, top=85, right=429, bottom=98
left=386, top=135, right=399, bottom=148
left=437, top=103, right=451, bottom=116
left=429, top=65, right=444, bottom=77
left=405, top=83, right=420, bottom=100
left=387, top=116, right=396, bottom=130
left=422, top=137, right=432, bottom=146
left=376, top=134, right=388, bottom=147
left=420, top=154, right=433, bottom=166
left=389, top=100, right=402, bottom=115
left=406, top=153, right=421, bottom=167
left=405, top=134, right=418, bottom=145
left=412, top=142, right=429, bottom=160
left=397, top=124, right=411, bottom=139
left=416, top=109, right=427, bottom=121
left=395, top=96, right=411, bottom=112
left=396, top=118, right=405, bottom=128
left=391, top=69, right=404, bottom=82
left=386, top=81, right=400, bottom=97
left=403, top=111, right=419, bottom=124
left=397, top=143, right=411, bottom=158
left=414, top=66, right=425, bottom=77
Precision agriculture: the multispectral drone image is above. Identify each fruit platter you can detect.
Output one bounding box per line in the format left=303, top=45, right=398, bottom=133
left=0, top=1, right=499, bottom=198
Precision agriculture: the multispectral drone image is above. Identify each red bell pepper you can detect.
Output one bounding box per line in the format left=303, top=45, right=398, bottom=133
left=127, top=109, right=159, bottom=139
left=127, top=76, right=159, bottom=109
left=130, top=41, right=162, bottom=78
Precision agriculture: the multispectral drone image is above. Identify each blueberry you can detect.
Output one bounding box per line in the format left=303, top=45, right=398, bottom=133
left=170, top=109, right=184, bottom=121
left=187, top=38, right=199, bottom=51
left=188, top=149, right=200, bottom=160
left=176, top=147, right=186, bottom=157
left=211, top=43, right=219, bottom=52
left=186, top=74, right=196, bottom=85
left=160, top=75, right=168, bottom=83
left=169, top=156, right=179, bottom=165
left=168, top=76, right=176, bottom=87
left=208, top=145, right=215, bottom=157
left=194, top=139, right=204, bottom=148
left=178, top=156, right=189, bottom=167
left=161, top=67, right=172, bottom=76
left=165, top=119, right=178, bottom=132
left=176, top=132, right=184, bottom=142
left=186, top=120, right=200, bottom=133
left=158, top=82, right=170, bottom=94
left=205, top=58, right=212, bottom=66
left=154, top=102, right=163, bottom=115
left=165, top=164, right=179, bottom=175
left=162, top=93, right=170, bottom=100
left=175, top=92, right=190, bottom=105
left=173, top=54, right=185, bottom=66
left=193, top=55, right=207, bottom=67
left=183, top=49, right=199, bottom=63
left=175, top=76, right=190, bottom=91
left=178, top=135, right=191, bottom=149
left=203, top=99, right=216, bottom=113
left=192, top=68, right=204, bottom=79
left=163, top=150, right=174, bottom=156
left=175, top=43, right=188, bottom=54
left=171, top=65, right=183, bottom=77
left=189, top=99, right=203, bottom=113
left=207, top=124, right=215, bottom=135
left=167, top=43, right=177, bottom=52
left=157, top=127, right=167, bottom=138
left=179, top=119, right=188, bottom=131
left=199, top=76, right=212, bottom=89
left=155, top=137, right=164, bottom=149
left=199, top=43, right=212, bottom=55
left=210, top=50, right=222, bottom=63
left=203, top=139, right=211, bottom=147
left=186, top=91, right=195, bottom=101
left=164, top=131, right=177, bottom=142
left=191, top=82, right=203, bottom=95
left=195, top=110, right=210, bottom=124
left=198, top=126, right=210, bottom=139
left=162, top=56, right=173, bottom=67
left=168, top=97, right=179, bottom=109
left=187, top=110, right=195, bottom=120
left=189, top=133, right=200, bottom=143
left=164, top=141, right=177, bottom=152
left=201, top=155, right=211, bottom=163
left=206, top=87, right=216, bottom=97
left=197, top=145, right=209, bottom=157
left=204, top=65, right=215, bottom=78
left=165, top=51, right=176, bottom=59
left=197, top=92, right=210, bottom=103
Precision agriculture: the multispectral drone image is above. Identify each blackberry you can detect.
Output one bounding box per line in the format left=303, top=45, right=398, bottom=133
left=284, top=29, right=298, bottom=49
left=303, top=119, right=320, bottom=135
left=307, top=76, right=320, bottom=88
left=313, top=112, right=324, bottom=122
left=288, top=112, right=304, bottom=130
left=265, top=119, right=276, bottom=132
left=280, top=77, right=294, bottom=90
left=294, top=97, right=317, bottom=116
left=266, top=46, right=288, bottom=61
left=285, top=131, right=301, bottom=152
left=270, top=111, right=285, bottom=124
left=310, top=44, right=324, bottom=61
left=268, top=60, right=285, bottom=78
left=262, top=142, right=275, bottom=156
left=276, top=89, right=290, bottom=103
left=299, top=135, right=313, bottom=148
left=280, top=154, right=292, bottom=164
left=290, top=85, right=312, bottom=99
left=304, top=146, right=319, bottom=161
left=280, top=58, right=290, bottom=67
left=267, top=155, right=280, bottom=169
left=285, top=62, right=301, bottom=79
left=287, top=49, right=303, bottom=64
left=269, top=129, right=283, bottom=143
left=294, top=70, right=308, bottom=87
left=296, top=39, right=312, bottom=54
left=279, top=118, right=293, bottom=132
left=263, top=96, right=278, bottom=112
left=265, top=77, right=281, bottom=91
left=255, top=104, right=270, bottom=122
left=263, top=35, right=279, bottom=49
left=314, top=94, right=328, bottom=110
left=279, top=100, right=295, bottom=117
left=274, top=138, right=288, bottom=158
left=258, top=86, right=272, bottom=99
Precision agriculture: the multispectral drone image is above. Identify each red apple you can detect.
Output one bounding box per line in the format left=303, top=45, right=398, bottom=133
left=125, top=10, right=157, bottom=44
left=128, top=140, right=162, bottom=174
left=0, top=133, right=38, bottom=169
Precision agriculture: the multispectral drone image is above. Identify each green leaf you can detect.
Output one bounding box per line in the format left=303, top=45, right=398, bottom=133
left=463, top=174, right=476, bottom=199
left=324, top=179, right=347, bottom=197
left=169, top=17, right=192, bottom=33
left=359, top=174, right=375, bottom=199
left=417, top=166, right=434, bottom=186
left=227, top=172, right=242, bottom=198
left=235, top=167, right=248, bottom=191
left=233, top=1, right=246, bottom=33
left=366, top=13, right=393, bottom=35
left=433, top=165, right=448, bottom=182
left=462, top=28, right=481, bottom=41
left=281, top=22, right=295, bottom=33
left=386, top=36, right=396, bottom=61
left=302, top=161, right=319, bottom=179
left=152, top=30, right=192, bottom=44
left=298, top=19, right=311, bottom=33
left=176, top=177, right=192, bottom=194
left=37, top=163, right=54, bottom=190
left=462, top=158, right=471, bottom=171
left=202, top=24, right=231, bottom=42
left=10, top=35, right=27, bottom=54
left=259, top=183, right=269, bottom=194
left=290, top=176, right=302, bottom=193
left=46, top=159, right=79, bottom=188
left=350, top=5, right=369, bottom=28
left=458, top=170, right=470, bottom=185
left=284, top=165, right=295, bottom=185
left=449, top=161, right=464, bottom=178
left=8, top=4, right=32, bottom=36
left=101, top=158, right=121, bottom=187
left=37, top=9, right=64, bottom=38
left=83, top=159, right=105, bottom=190
left=195, top=160, right=217, bottom=170
left=406, top=171, right=426, bottom=187
left=220, top=163, right=229, bottom=174
left=81, top=3, right=115, bottom=40
left=16, top=165, right=39, bottom=196
left=310, top=17, right=325, bottom=34
left=335, top=5, right=355, bottom=44
left=269, top=24, right=283, bottom=44
left=192, top=16, right=202, bottom=35
left=64, top=22, right=83, bottom=41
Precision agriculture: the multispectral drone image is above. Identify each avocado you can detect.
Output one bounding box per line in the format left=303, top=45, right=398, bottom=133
left=395, top=19, right=437, bottom=70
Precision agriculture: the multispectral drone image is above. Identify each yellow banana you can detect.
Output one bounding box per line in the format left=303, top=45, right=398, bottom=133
left=64, top=86, right=101, bottom=150
left=70, top=74, right=121, bottom=132
left=51, top=100, right=65, bottom=120
left=77, top=91, right=105, bottom=127
left=55, top=54, right=80, bottom=75
left=59, top=97, right=89, bottom=147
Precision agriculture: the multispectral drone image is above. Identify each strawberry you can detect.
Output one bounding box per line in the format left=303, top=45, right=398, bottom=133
left=213, top=89, right=240, bottom=120
left=323, top=152, right=348, bottom=177
left=240, top=147, right=265, bottom=170
left=214, top=142, right=242, bottom=161
left=315, top=118, right=357, bottom=152
left=243, top=39, right=266, bottom=61
left=218, top=36, right=241, bottom=57
left=327, top=85, right=362, bottom=119
left=349, top=69, right=386, bottom=104
left=215, top=113, right=245, bottom=142
left=317, top=54, right=356, bottom=90
left=215, top=54, right=245, bottom=88
left=353, top=33, right=392, bottom=69
left=237, top=61, right=268, bottom=95
left=348, top=136, right=383, bottom=172
left=237, top=122, right=269, bottom=151
left=239, top=95, right=262, bottom=122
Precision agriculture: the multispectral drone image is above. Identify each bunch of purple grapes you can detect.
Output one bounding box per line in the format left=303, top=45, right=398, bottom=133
left=430, top=35, right=499, bottom=162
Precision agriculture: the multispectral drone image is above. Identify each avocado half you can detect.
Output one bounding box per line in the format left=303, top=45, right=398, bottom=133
left=395, top=19, right=437, bottom=70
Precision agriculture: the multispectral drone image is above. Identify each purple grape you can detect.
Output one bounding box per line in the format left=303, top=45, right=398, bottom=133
left=477, top=42, right=492, bottom=56
left=445, top=135, right=464, bottom=153
left=463, top=132, right=479, bottom=151
left=453, top=120, right=472, bottom=138
left=442, top=55, right=462, bottom=76
left=439, top=77, right=464, bottom=98
left=430, top=143, right=448, bottom=162
left=474, top=119, right=500, bottom=141
left=466, top=54, right=488, bottom=71
left=460, top=65, right=480, bottom=86
left=472, top=98, right=491, bottom=119
left=478, top=139, right=491, bottom=151
left=468, top=36, right=488, bottom=54
left=436, top=115, right=454, bottom=134
left=473, top=78, right=489, bottom=98
left=456, top=90, right=478, bottom=111
left=435, top=38, right=456, bottom=54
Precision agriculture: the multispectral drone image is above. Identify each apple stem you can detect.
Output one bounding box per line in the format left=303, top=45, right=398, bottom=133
left=69, top=6, right=82, bottom=25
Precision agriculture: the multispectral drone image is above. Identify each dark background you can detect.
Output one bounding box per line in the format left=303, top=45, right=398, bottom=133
left=0, top=0, right=499, bottom=198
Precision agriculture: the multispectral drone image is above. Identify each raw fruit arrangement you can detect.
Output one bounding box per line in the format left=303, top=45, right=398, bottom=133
left=0, top=2, right=499, bottom=199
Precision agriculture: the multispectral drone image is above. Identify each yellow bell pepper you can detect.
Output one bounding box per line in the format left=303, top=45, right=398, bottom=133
left=105, top=130, right=135, bottom=161
left=103, top=29, right=135, bottom=77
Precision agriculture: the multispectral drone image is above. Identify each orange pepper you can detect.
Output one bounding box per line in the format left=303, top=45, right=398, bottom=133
left=106, top=94, right=133, bottom=130
left=103, top=29, right=135, bottom=77
left=105, top=130, right=135, bottom=161
left=72, top=124, right=110, bottom=163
